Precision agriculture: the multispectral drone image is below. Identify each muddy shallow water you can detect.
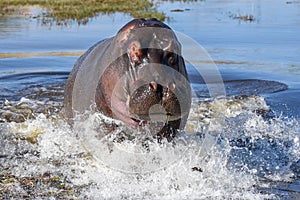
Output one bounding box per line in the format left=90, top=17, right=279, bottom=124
left=0, top=0, right=300, bottom=199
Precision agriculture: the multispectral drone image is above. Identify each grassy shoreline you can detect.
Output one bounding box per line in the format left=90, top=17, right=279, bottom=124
left=0, top=0, right=165, bottom=24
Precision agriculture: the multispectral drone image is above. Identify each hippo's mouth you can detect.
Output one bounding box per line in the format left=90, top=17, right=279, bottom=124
left=127, top=82, right=190, bottom=124
left=130, top=112, right=180, bottom=124
left=129, top=112, right=175, bottom=127
left=130, top=117, right=148, bottom=125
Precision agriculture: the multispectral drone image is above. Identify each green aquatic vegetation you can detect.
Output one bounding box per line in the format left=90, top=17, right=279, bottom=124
left=0, top=0, right=165, bottom=24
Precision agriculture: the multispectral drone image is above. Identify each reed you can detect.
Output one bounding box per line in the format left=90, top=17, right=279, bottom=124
left=0, top=0, right=165, bottom=24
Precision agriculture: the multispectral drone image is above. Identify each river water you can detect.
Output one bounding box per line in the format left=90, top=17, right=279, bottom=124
left=0, top=0, right=299, bottom=199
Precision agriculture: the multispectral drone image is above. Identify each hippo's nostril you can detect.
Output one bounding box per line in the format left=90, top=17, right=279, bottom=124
left=149, top=81, right=157, bottom=91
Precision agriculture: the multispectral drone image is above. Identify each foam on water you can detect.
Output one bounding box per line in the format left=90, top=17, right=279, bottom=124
left=0, top=95, right=299, bottom=199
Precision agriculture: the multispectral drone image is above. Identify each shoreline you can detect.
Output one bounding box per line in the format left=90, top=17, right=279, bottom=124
left=0, top=0, right=165, bottom=24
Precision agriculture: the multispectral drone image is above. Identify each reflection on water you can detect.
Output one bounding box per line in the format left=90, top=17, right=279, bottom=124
left=0, top=0, right=300, bottom=199
left=0, top=16, right=29, bottom=37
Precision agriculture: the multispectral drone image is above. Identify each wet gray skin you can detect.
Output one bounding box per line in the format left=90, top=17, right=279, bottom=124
left=64, top=18, right=191, bottom=140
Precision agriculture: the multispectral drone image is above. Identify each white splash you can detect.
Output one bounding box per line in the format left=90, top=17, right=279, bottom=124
left=1, top=95, right=299, bottom=199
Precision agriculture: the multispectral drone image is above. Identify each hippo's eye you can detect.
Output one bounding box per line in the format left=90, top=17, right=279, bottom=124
left=132, top=46, right=136, bottom=51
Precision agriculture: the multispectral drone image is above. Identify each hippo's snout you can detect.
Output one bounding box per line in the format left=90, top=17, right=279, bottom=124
left=128, top=81, right=190, bottom=122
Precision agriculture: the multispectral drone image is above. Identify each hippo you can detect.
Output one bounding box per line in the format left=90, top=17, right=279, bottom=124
left=64, top=18, right=191, bottom=141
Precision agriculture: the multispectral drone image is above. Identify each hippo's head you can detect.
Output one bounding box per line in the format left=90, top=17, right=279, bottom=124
left=96, top=18, right=191, bottom=128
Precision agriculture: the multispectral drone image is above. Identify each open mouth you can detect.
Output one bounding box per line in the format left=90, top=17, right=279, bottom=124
left=131, top=117, right=148, bottom=125
left=130, top=112, right=174, bottom=125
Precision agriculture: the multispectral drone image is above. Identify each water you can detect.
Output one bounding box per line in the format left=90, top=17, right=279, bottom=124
left=0, top=0, right=300, bottom=199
